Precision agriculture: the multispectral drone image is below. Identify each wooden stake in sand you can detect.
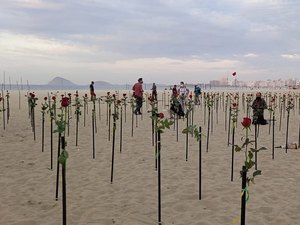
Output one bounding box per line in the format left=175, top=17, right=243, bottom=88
left=240, top=166, right=247, bottom=225
left=157, top=130, right=162, bottom=225
left=41, top=97, right=48, bottom=152
left=92, top=109, right=96, bottom=159
left=285, top=97, right=294, bottom=153
left=199, top=126, right=202, bottom=200
left=110, top=100, right=119, bottom=184
left=59, top=136, right=68, bottom=225
left=6, top=91, right=10, bottom=124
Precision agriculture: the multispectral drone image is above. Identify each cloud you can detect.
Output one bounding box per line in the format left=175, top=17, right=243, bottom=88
left=8, top=0, right=61, bottom=9
left=0, top=0, right=299, bottom=84
left=281, top=54, right=300, bottom=60
left=243, top=53, right=258, bottom=58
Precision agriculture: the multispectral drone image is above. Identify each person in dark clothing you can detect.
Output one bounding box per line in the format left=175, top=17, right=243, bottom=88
left=90, top=81, right=95, bottom=100
left=252, top=92, right=268, bottom=125
left=151, top=83, right=157, bottom=101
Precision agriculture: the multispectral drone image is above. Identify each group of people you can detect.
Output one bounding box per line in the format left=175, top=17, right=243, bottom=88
left=89, top=78, right=268, bottom=125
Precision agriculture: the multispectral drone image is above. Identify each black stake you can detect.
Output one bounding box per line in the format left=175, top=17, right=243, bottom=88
left=255, top=123, right=258, bottom=170
left=231, top=126, right=235, bottom=182
left=110, top=114, right=116, bottom=184
left=92, top=109, right=95, bottom=159
left=42, top=112, right=45, bottom=152
left=272, top=113, right=275, bottom=160
left=61, top=136, right=67, bottom=225
left=185, top=113, right=189, bottom=161
left=50, top=116, right=53, bottom=170
left=240, top=166, right=247, bottom=225
left=199, top=126, right=202, bottom=200
left=76, top=112, right=79, bottom=146
left=206, top=107, right=211, bottom=152
left=120, top=106, right=123, bottom=153
left=285, top=110, right=290, bottom=154
left=227, top=107, right=231, bottom=146
left=157, top=130, right=162, bottom=225
left=55, top=133, right=61, bottom=200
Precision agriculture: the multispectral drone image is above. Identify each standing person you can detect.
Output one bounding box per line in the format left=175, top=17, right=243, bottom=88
left=132, top=78, right=144, bottom=115
left=252, top=92, right=268, bottom=125
left=194, top=85, right=201, bottom=105
left=151, top=83, right=157, bottom=101
left=172, top=84, right=178, bottom=97
left=178, top=81, right=188, bottom=112
left=90, top=81, right=95, bottom=100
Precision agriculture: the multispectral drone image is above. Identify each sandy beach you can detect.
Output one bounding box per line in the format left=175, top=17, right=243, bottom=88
left=1, top=89, right=300, bottom=225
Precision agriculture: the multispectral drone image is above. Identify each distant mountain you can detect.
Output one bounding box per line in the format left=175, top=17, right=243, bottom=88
left=47, top=77, right=77, bottom=86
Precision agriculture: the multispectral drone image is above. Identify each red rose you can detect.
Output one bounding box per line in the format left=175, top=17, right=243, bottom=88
left=189, top=94, right=192, bottom=99
left=112, top=94, right=116, bottom=98
left=68, top=93, right=71, bottom=96
left=107, top=92, right=110, bottom=96
left=44, top=97, right=47, bottom=101
left=158, top=112, right=164, bottom=119
left=241, top=117, right=251, bottom=128
left=85, top=93, right=88, bottom=97
left=61, top=97, right=70, bottom=107
left=52, top=96, right=56, bottom=101
left=123, top=93, right=127, bottom=97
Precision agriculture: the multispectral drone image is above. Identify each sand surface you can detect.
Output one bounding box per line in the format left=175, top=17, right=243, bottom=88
left=0, top=89, right=300, bottom=225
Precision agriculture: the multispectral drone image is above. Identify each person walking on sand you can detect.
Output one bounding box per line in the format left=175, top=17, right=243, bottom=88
left=132, top=78, right=144, bottom=115
left=251, top=92, right=268, bottom=125
left=151, top=82, right=157, bottom=101
left=90, top=81, right=96, bottom=100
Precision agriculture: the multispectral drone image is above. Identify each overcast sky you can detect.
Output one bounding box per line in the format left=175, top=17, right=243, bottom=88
left=0, top=0, right=299, bottom=85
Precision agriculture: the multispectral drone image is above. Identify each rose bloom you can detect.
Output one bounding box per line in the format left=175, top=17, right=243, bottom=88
left=107, top=92, right=110, bottom=96
left=241, top=117, right=251, bottom=128
left=52, top=96, right=56, bottom=101
left=117, top=100, right=122, bottom=104
left=68, top=93, right=71, bottom=96
left=123, top=93, right=127, bottom=97
left=158, top=112, right=164, bottom=119
left=44, top=97, right=47, bottom=101
left=189, top=94, right=192, bottom=99
left=61, top=97, right=70, bottom=107
left=85, top=93, right=88, bottom=97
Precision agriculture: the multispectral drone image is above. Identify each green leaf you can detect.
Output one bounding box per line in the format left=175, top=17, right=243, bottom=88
left=248, top=151, right=253, bottom=160
left=235, top=145, right=242, bottom=152
left=253, top=170, right=262, bottom=177
left=58, top=150, right=69, bottom=165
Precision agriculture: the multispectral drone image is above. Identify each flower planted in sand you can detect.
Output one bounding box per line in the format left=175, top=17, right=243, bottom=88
left=73, top=91, right=82, bottom=146
left=54, top=96, right=69, bottom=225
left=41, top=97, right=49, bottom=152
left=241, top=117, right=251, bottom=128
left=235, top=116, right=266, bottom=225
left=28, top=92, right=38, bottom=140
left=153, top=112, right=173, bottom=225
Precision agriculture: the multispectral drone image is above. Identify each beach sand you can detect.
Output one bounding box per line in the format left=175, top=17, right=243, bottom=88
left=0, top=90, right=300, bottom=225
